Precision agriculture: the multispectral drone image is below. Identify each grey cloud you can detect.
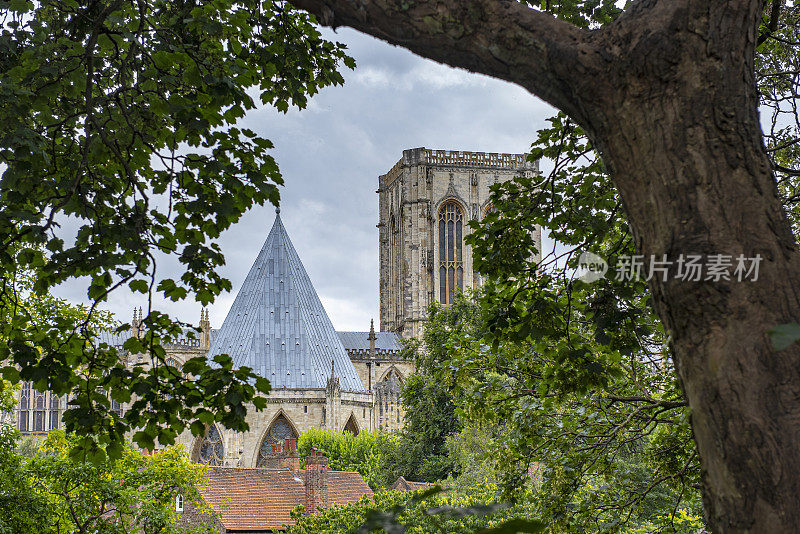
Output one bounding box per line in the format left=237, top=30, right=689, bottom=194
left=54, top=28, right=557, bottom=332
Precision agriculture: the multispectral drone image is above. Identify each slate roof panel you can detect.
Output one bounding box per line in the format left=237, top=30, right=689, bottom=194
left=207, top=214, right=365, bottom=391
left=337, top=331, right=403, bottom=352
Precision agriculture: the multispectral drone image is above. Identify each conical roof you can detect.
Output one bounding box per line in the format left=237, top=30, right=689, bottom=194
left=207, top=213, right=365, bottom=391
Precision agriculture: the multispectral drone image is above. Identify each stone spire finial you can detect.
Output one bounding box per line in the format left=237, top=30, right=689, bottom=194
left=276, top=206, right=281, bottom=215
left=199, top=307, right=211, bottom=349
left=331, top=358, right=335, bottom=379
left=368, top=319, right=376, bottom=361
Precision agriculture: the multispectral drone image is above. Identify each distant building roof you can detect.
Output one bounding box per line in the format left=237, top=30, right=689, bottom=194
left=96, top=326, right=211, bottom=350
left=198, top=466, right=373, bottom=532
left=337, top=331, right=402, bottom=353
left=97, top=330, right=129, bottom=348
left=389, top=476, right=437, bottom=492
left=206, top=213, right=365, bottom=391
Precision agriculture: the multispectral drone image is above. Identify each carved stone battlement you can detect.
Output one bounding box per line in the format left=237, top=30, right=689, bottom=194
left=423, top=149, right=531, bottom=169
left=380, top=147, right=535, bottom=190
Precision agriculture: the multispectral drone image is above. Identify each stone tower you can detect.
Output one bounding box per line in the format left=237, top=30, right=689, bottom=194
left=378, top=147, right=541, bottom=339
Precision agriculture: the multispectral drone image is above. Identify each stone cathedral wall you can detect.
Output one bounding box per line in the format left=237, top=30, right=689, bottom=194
left=378, top=147, right=542, bottom=339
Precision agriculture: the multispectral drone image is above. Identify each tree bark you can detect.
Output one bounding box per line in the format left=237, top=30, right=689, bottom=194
left=292, top=0, right=800, bottom=531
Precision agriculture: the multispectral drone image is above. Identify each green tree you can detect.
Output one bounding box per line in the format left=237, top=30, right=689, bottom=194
left=387, top=297, right=481, bottom=483
left=18, top=430, right=214, bottom=534
left=297, top=428, right=387, bottom=489
left=410, top=288, right=700, bottom=531
left=288, top=484, right=543, bottom=534
left=0, top=425, right=49, bottom=534
left=291, top=0, right=800, bottom=529
left=0, top=0, right=353, bottom=457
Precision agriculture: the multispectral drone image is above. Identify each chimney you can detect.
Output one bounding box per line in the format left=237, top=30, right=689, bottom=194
left=304, top=449, right=329, bottom=513
left=259, top=438, right=299, bottom=469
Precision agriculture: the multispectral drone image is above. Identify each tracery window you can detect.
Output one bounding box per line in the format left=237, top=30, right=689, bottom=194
left=438, top=202, right=464, bottom=304
left=256, top=415, right=297, bottom=467
left=389, top=214, right=399, bottom=321
left=17, top=384, right=65, bottom=433
left=49, top=394, right=60, bottom=430
left=18, top=382, right=30, bottom=432
left=33, top=390, right=46, bottom=432
left=382, top=368, right=403, bottom=387
left=198, top=425, right=225, bottom=466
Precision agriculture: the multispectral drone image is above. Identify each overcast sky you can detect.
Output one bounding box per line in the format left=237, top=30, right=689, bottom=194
left=55, top=28, right=557, bottom=332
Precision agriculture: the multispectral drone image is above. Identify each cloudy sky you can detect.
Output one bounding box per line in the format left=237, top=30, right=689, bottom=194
left=56, top=27, right=557, bottom=332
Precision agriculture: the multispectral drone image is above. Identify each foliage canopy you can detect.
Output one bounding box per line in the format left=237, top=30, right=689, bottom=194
left=0, top=0, right=354, bottom=456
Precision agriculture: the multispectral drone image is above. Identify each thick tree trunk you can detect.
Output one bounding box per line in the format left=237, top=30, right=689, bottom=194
left=293, top=0, right=800, bottom=530
left=586, top=4, right=800, bottom=530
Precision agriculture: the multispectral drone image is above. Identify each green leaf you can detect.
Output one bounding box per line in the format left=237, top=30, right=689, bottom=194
left=479, top=518, right=547, bottom=533
left=128, top=279, right=149, bottom=293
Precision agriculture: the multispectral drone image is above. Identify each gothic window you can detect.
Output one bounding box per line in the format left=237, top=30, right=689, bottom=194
left=33, top=390, right=46, bottom=432
left=438, top=202, right=464, bottom=304
left=49, top=394, right=60, bottom=430
left=256, top=415, right=297, bottom=467
left=389, top=215, right=399, bottom=321
left=382, top=368, right=403, bottom=388
left=344, top=415, right=359, bottom=436
left=18, top=382, right=30, bottom=432
left=197, top=425, right=225, bottom=466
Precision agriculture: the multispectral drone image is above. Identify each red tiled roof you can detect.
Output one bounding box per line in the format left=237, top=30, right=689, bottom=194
left=199, top=467, right=373, bottom=532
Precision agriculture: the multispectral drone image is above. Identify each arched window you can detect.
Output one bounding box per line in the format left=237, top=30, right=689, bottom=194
left=33, top=390, right=46, bottom=432
left=256, top=415, right=298, bottom=467
left=382, top=368, right=403, bottom=386
left=344, top=414, right=359, bottom=436
left=389, top=214, right=399, bottom=321
left=197, top=425, right=225, bottom=466
left=49, top=394, right=60, bottom=430
left=438, top=202, right=464, bottom=304
left=18, top=382, right=30, bottom=432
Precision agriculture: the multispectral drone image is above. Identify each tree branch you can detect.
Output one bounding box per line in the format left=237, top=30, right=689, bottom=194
left=290, top=0, right=604, bottom=123
left=757, top=0, right=783, bottom=46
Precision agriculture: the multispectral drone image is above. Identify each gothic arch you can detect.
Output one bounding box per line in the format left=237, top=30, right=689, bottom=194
left=434, top=196, right=468, bottom=220
left=254, top=410, right=299, bottom=467
left=481, top=201, right=496, bottom=219
left=193, top=424, right=225, bottom=466
left=436, top=199, right=466, bottom=305
left=343, top=413, right=359, bottom=436
left=379, top=366, right=404, bottom=385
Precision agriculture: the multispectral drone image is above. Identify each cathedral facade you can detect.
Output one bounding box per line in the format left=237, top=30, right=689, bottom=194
left=379, top=148, right=541, bottom=339
left=11, top=147, right=537, bottom=469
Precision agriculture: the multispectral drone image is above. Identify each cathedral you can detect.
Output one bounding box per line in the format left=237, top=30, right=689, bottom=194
left=11, top=147, right=540, bottom=468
